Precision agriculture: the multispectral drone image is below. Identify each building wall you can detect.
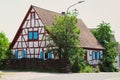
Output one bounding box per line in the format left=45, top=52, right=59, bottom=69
left=114, top=54, right=120, bottom=69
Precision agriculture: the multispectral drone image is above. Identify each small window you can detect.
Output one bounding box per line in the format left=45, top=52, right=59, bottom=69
left=28, top=31, right=38, bottom=40
left=31, top=12, right=35, bottom=19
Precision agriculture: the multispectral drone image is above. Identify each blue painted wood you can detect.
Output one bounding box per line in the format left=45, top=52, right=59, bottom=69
left=92, top=51, right=95, bottom=60
left=28, top=32, right=33, bottom=40
left=96, top=52, right=99, bottom=59
left=33, top=32, right=38, bottom=39
left=22, top=50, right=26, bottom=58
left=40, top=51, right=43, bottom=59
left=14, top=51, right=18, bottom=59
left=48, top=52, right=52, bottom=59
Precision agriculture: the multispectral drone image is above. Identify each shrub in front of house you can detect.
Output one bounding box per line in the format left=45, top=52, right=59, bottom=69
left=81, top=65, right=94, bottom=73
left=0, top=59, right=5, bottom=70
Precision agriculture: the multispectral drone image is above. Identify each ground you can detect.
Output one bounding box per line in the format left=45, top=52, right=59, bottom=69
left=0, top=70, right=120, bottom=80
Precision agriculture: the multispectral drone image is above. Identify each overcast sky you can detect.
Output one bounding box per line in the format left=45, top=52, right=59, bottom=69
left=0, top=0, right=120, bottom=42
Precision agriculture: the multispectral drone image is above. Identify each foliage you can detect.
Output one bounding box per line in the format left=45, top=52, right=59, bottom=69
left=81, top=65, right=94, bottom=73
left=46, top=12, right=85, bottom=72
left=91, top=21, right=118, bottom=72
left=70, top=47, right=85, bottom=72
left=0, top=59, right=5, bottom=69
left=0, top=32, right=10, bottom=59
left=94, top=66, right=100, bottom=73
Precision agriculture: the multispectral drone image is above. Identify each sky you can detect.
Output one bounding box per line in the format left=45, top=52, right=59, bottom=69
left=0, top=0, right=120, bottom=42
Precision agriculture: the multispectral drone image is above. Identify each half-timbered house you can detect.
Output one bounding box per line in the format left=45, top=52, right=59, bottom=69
left=10, top=5, right=104, bottom=65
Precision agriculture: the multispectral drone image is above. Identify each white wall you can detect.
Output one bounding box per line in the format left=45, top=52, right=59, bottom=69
left=114, top=54, right=120, bottom=69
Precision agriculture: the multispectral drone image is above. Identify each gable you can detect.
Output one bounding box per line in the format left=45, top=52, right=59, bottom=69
left=10, top=6, right=56, bottom=58
left=10, top=6, right=44, bottom=49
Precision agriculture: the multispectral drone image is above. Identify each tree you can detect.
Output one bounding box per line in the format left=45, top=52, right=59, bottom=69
left=91, top=21, right=118, bottom=72
left=0, top=32, right=10, bottom=59
left=46, top=13, right=85, bottom=72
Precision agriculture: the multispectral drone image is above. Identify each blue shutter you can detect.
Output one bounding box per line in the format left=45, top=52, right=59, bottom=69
left=97, top=52, right=99, bottom=60
left=14, top=51, right=18, bottom=59
left=48, top=52, right=52, bottom=59
left=22, top=50, right=26, bottom=58
left=92, top=51, right=95, bottom=60
left=28, top=32, right=33, bottom=40
left=40, top=51, right=43, bottom=59
left=34, top=32, right=38, bottom=39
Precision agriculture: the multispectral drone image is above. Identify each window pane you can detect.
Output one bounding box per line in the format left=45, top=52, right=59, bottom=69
left=34, top=32, right=38, bottom=39
left=31, top=13, right=35, bottom=19
left=28, top=32, right=33, bottom=40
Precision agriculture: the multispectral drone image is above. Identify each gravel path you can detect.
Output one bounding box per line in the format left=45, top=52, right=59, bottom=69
left=0, top=70, right=120, bottom=80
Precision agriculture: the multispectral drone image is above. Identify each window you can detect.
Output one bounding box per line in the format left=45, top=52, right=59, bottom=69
left=31, top=12, right=35, bottom=19
left=31, top=12, right=35, bottom=27
left=91, top=51, right=102, bottom=60
left=28, top=31, right=38, bottom=40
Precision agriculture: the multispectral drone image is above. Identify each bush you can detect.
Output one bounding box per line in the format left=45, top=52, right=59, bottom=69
left=94, top=66, right=100, bottom=73
left=0, top=59, right=4, bottom=69
left=70, top=47, right=86, bottom=73
left=0, top=32, right=10, bottom=59
left=81, top=65, right=94, bottom=73
left=71, top=60, right=80, bottom=73
left=101, top=63, right=118, bottom=72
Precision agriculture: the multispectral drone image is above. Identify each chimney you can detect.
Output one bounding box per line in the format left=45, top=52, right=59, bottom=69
left=61, top=12, right=65, bottom=15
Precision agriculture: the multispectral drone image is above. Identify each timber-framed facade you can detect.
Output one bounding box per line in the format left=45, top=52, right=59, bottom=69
left=10, top=5, right=104, bottom=65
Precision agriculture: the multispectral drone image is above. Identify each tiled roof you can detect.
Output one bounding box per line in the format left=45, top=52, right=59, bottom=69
left=33, top=6, right=104, bottom=50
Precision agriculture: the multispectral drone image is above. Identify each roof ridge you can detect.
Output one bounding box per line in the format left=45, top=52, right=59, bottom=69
left=32, top=5, right=61, bottom=15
